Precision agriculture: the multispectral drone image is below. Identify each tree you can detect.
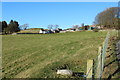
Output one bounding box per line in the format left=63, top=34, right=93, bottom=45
left=6, top=20, right=20, bottom=34
left=19, top=24, right=29, bottom=30
left=54, top=25, right=59, bottom=30
left=48, top=25, right=53, bottom=30
left=73, top=25, right=79, bottom=29
left=81, top=23, right=84, bottom=27
left=2, top=21, right=7, bottom=32
left=94, top=7, right=119, bottom=29
left=47, top=24, right=59, bottom=30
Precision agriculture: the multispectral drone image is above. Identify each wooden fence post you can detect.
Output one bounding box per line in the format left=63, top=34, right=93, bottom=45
left=96, top=46, right=102, bottom=78
left=86, top=59, right=93, bottom=79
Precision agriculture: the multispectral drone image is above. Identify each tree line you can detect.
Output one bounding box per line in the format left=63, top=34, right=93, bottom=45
left=0, top=20, right=20, bottom=34
left=94, top=7, right=120, bottom=29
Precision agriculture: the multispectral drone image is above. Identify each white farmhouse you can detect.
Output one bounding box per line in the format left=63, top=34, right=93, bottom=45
left=39, top=29, right=43, bottom=34
left=39, top=29, right=48, bottom=34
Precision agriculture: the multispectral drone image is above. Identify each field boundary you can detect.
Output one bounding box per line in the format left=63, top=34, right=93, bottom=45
left=86, top=31, right=110, bottom=79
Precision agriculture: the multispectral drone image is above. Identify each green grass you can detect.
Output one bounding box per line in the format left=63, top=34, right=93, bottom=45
left=2, top=31, right=107, bottom=78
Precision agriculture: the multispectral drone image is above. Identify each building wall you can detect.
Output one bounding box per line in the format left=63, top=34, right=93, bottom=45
left=39, top=30, right=43, bottom=33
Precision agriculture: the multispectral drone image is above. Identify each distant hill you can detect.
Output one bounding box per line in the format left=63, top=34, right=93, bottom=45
left=17, top=28, right=43, bottom=33
left=26, top=28, right=43, bottom=30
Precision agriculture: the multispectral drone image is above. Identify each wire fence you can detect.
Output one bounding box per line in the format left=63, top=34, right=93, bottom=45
left=86, top=31, right=110, bottom=80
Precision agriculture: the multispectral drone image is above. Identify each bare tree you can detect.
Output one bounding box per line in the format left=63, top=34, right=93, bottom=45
left=94, top=7, right=119, bottom=29
left=20, top=24, right=29, bottom=30
left=47, top=25, right=53, bottom=30
left=54, top=25, right=59, bottom=30
left=47, top=25, right=59, bottom=30
left=73, top=25, right=79, bottom=29
left=81, top=23, right=84, bottom=27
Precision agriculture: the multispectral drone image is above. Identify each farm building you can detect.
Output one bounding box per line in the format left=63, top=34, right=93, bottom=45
left=39, top=29, right=47, bottom=34
left=52, top=28, right=62, bottom=33
left=83, top=25, right=94, bottom=30
left=65, top=28, right=75, bottom=32
left=39, top=29, right=53, bottom=34
left=81, top=25, right=101, bottom=30
left=39, top=28, right=62, bottom=34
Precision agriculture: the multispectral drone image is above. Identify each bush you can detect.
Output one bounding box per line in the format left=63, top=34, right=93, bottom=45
left=93, top=28, right=100, bottom=32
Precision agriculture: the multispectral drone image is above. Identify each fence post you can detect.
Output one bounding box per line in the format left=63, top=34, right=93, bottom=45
left=102, top=41, right=105, bottom=72
left=95, top=46, right=102, bottom=79
left=86, top=60, right=93, bottom=79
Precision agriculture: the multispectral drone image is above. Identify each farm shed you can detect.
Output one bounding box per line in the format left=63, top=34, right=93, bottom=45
left=39, top=29, right=48, bottom=34
left=81, top=25, right=96, bottom=30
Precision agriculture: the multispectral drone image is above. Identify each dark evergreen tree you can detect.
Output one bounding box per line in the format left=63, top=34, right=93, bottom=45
left=2, top=21, right=8, bottom=32
left=6, top=20, right=20, bottom=34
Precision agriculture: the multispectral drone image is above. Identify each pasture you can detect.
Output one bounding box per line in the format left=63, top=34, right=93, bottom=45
left=2, top=31, right=107, bottom=78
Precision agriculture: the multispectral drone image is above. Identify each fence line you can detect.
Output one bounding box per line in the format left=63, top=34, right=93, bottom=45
left=86, top=31, right=110, bottom=79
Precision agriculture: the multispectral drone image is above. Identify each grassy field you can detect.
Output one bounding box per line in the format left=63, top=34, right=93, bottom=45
left=2, top=31, right=107, bottom=78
